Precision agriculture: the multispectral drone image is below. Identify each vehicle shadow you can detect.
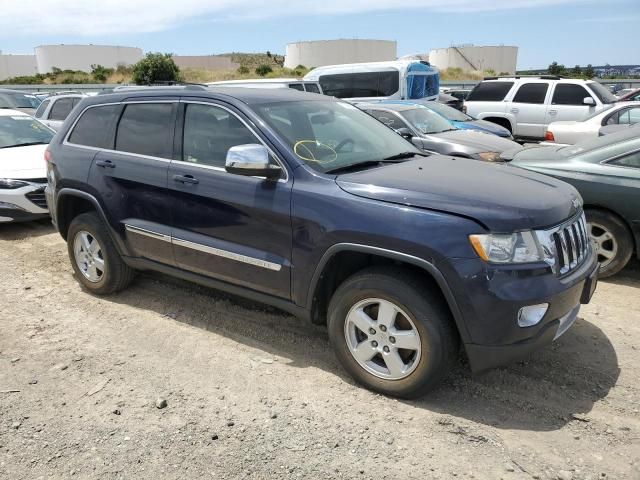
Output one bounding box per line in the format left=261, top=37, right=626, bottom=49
left=0, top=218, right=54, bottom=240
left=601, top=258, right=640, bottom=287
left=102, top=270, right=620, bottom=433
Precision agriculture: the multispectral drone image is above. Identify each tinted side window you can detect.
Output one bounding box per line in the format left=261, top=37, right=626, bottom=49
left=616, top=107, right=640, bottom=125
left=182, top=104, right=259, bottom=168
left=35, top=99, right=50, bottom=119
left=68, top=104, right=120, bottom=148
left=512, top=83, right=549, bottom=104
left=49, top=98, right=75, bottom=121
left=304, top=83, right=320, bottom=94
left=610, top=151, right=640, bottom=168
left=552, top=84, right=591, bottom=105
left=320, top=72, right=399, bottom=98
left=115, top=103, right=174, bottom=158
left=288, top=83, right=304, bottom=91
left=368, top=110, right=409, bottom=131
left=466, top=82, right=514, bottom=101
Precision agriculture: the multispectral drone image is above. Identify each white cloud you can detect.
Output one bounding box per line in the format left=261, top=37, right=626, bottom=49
left=2, top=0, right=591, bottom=37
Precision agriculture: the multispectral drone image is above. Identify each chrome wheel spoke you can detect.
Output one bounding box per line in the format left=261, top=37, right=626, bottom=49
left=73, top=230, right=104, bottom=283
left=376, top=300, right=398, bottom=328
left=390, top=329, right=420, bottom=351
left=347, top=308, right=375, bottom=334
left=80, top=232, right=92, bottom=252
left=599, top=248, right=615, bottom=260
left=352, top=341, right=377, bottom=364
left=382, top=350, right=406, bottom=377
left=93, top=256, right=105, bottom=272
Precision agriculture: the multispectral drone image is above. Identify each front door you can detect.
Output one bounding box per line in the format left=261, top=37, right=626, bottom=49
left=168, top=100, right=293, bottom=299
left=546, top=83, right=596, bottom=126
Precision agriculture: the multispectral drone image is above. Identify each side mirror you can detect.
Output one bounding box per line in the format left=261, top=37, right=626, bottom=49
left=225, top=144, right=282, bottom=180
left=395, top=127, right=414, bottom=139
left=583, top=97, right=595, bottom=106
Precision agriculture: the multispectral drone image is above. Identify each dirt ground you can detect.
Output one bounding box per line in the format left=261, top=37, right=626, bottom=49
left=1, top=219, right=639, bottom=480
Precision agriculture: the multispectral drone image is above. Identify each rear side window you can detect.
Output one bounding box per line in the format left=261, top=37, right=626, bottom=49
left=610, top=152, right=640, bottom=168
left=34, top=99, right=50, bottom=119
left=182, top=103, right=258, bottom=168
left=320, top=71, right=399, bottom=98
left=552, top=84, right=591, bottom=105
left=305, top=83, right=321, bottom=94
left=288, top=83, right=304, bottom=91
left=512, top=83, right=549, bottom=104
left=115, top=103, right=175, bottom=159
left=68, top=104, right=120, bottom=148
left=466, top=82, right=514, bottom=102
left=49, top=98, right=75, bottom=121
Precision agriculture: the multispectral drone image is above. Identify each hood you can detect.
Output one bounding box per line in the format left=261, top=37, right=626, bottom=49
left=0, top=144, right=48, bottom=179
left=12, top=107, right=37, bottom=116
left=336, top=155, right=582, bottom=231
left=509, top=145, right=565, bottom=164
left=429, top=129, right=520, bottom=153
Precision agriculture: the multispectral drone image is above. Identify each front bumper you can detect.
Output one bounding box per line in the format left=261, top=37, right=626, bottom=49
left=449, top=246, right=599, bottom=373
left=0, top=184, right=49, bottom=223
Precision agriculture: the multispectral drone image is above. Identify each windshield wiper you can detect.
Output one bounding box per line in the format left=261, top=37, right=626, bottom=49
left=382, top=151, right=428, bottom=161
left=0, top=141, right=48, bottom=149
left=325, top=160, right=403, bottom=174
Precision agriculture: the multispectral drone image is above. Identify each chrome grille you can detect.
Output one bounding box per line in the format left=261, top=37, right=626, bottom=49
left=25, top=188, right=48, bottom=209
left=536, top=213, right=591, bottom=276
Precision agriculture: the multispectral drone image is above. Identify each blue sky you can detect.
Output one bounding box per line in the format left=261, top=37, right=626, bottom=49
left=1, top=0, right=638, bottom=69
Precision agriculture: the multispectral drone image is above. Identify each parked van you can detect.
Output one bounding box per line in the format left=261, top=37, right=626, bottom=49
left=304, top=60, right=440, bottom=102
left=207, top=78, right=322, bottom=94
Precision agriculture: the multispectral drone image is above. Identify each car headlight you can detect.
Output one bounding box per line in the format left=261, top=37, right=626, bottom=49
left=0, top=178, right=30, bottom=189
left=475, top=152, right=502, bottom=162
left=469, top=231, right=543, bottom=264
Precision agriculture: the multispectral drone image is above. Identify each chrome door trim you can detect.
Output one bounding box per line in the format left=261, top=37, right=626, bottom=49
left=124, top=224, right=171, bottom=242
left=172, top=237, right=282, bottom=272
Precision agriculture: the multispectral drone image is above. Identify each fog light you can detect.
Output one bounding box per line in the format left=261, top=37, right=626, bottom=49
left=518, top=303, right=549, bottom=327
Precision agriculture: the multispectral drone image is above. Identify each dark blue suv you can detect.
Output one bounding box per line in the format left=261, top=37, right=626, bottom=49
left=45, top=86, right=599, bottom=398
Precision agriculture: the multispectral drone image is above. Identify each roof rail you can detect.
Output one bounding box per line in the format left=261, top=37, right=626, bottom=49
left=111, top=84, right=208, bottom=92
left=484, top=75, right=563, bottom=80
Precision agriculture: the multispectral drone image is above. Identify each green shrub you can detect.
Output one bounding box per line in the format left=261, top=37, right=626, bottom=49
left=255, top=64, right=273, bottom=77
left=237, top=65, right=250, bottom=75
left=91, top=64, right=114, bottom=82
left=132, top=53, right=180, bottom=85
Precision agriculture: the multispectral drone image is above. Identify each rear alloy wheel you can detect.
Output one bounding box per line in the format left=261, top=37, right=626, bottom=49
left=328, top=267, right=458, bottom=398
left=585, top=209, right=633, bottom=278
left=73, top=231, right=105, bottom=283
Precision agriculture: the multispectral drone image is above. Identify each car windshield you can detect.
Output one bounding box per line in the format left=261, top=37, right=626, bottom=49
left=3, top=92, right=42, bottom=109
left=419, top=101, right=473, bottom=122
left=253, top=100, right=422, bottom=173
left=401, top=107, right=456, bottom=134
left=0, top=115, right=54, bottom=148
left=588, top=82, right=618, bottom=104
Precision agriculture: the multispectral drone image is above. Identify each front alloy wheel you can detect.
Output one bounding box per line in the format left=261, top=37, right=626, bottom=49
left=588, top=221, right=618, bottom=269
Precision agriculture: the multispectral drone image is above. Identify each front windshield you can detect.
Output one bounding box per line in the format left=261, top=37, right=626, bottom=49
left=0, top=116, right=54, bottom=148
left=420, top=101, right=473, bottom=122
left=253, top=100, right=421, bottom=173
left=588, top=82, right=617, bottom=104
left=401, top=107, right=455, bottom=134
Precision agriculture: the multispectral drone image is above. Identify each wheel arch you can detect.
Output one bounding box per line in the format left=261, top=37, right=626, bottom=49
left=306, top=243, right=470, bottom=343
left=478, top=115, right=514, bottom=133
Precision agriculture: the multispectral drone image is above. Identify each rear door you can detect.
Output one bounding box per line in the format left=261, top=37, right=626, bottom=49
left=87, top=100, right=178, bottom=266
left=168, top=100, right=293, bottom=299
left=506, top=81, right=550, bottom=138
left=546, top=83, right=596, bottom=125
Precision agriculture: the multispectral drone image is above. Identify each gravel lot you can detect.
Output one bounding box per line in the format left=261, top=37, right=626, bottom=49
left=1, top=220, right=639, bottom=480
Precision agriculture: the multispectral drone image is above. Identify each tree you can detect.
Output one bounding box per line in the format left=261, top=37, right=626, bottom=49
left=132, top=53, right=180, bottom=85
left=91, top=64, right=114, bottom=82
left=255, top=64, right=273, bottom=77
left=584, top=64, right=595, bottom=79
left=571, top=65, right=582, bottom=77
left=548, top=61, right=565, bottom=76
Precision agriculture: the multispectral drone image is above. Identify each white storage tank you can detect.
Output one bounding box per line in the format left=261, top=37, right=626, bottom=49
left=35, top=44, right=143, bottom=74
left=428, top=45, right=518, bottom=74
left=284, top=39, right=397, bottom=69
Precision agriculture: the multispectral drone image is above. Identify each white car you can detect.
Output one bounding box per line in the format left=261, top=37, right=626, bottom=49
left=33, top=93, right=86, bottom=131
left=544, top=101, right=640, bottom=145
left=208, top=78, right=323, bottom=94
left=464, top=76, right=618, bottom=140
left=0, top=109, right=54, bottom=222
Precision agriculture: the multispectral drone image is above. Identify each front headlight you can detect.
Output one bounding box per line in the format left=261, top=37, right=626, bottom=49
left=0, top=178, right=30, bottom=189
left=476, top=151, right=502, bottom=162
left=469, top=231, right=543, bottom=264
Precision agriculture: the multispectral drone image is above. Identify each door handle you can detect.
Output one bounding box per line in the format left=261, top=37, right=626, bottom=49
left=173, top=174, right=199, bottom=185
left=510, top=108, right=519, bottom=114
left=95, top=159, right=115, bottom=168
left=548, top=110, right=558, bottom=115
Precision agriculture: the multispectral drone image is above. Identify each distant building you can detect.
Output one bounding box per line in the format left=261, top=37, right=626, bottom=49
left=34, top=44, right=143, bottom=74
left=0, top=51, right=37, bottom=80
left=428, top=45, right=518, bottom=74
left=284, top=39, right=397, bottom=69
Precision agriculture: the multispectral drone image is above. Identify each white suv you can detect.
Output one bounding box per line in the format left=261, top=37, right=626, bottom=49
left=33, top=94, right=86, bottom=131
left=464, top=76, right=618, bottom=140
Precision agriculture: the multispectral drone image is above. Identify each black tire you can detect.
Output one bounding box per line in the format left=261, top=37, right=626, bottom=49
left=327, top=266, right=458, bottom=399
left=586, top=209, right=634, bottom=278
left=67, top=212, right=135, bottom=294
